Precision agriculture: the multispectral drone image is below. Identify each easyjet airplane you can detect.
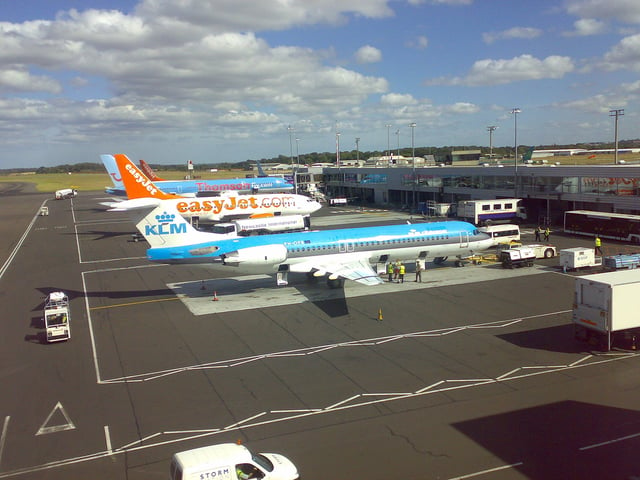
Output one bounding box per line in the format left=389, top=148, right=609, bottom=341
left=113, top=168, right=494, bottom=287
left=106, top=154, right=321, bottom=223
left=100, top=154, right=293, bottom=197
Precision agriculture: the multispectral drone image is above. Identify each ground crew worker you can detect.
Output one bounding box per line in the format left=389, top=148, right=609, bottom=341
left=544, top=226, right=551, bottom=241
left=393, top=261, right=399, bottom=281
left=595, top=235, right=603, bottom=255
left=399, top=261, right=405, bottom=283
left=387, top=262, right=394, bottom=282
left=415, top=259, right=423, bottom=283
left=535, top=226, right=541, bottom=241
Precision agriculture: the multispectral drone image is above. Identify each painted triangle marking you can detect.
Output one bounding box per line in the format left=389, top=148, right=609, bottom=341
left=36, top=402, right=76, bottom=436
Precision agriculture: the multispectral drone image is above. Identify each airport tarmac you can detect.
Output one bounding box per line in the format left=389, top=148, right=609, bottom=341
left=1, top=191, right=640, bottom=479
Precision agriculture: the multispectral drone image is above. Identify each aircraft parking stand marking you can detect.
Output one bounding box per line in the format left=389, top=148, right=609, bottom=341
left=97, top=312, right=570, bottom=384
left=169, top=264, right=551, bottom=315
left=2, top=349, right=637, bottom=478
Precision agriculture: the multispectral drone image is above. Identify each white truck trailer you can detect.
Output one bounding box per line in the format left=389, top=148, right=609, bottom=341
left=572, top=269, right=640, bottom=350
left=456, top=198, right=527, bottom=226
left=43, top=292, right=71, bottom=343
left=210, top=214, right=310, bottom=237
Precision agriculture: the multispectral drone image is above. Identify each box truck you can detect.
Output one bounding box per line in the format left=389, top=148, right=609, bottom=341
left=456, top=198, right=526, bottom=226
left=572, top=269, right=640, bottom=350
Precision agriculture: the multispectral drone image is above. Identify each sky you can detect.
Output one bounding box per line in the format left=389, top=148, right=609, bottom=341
left=1, top=0, right=639, bottom=168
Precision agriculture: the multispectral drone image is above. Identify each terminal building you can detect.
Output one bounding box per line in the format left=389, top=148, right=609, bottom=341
left=320, top=164, right=640, bottom=225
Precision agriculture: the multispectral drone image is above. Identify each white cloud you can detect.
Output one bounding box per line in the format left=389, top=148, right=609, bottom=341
left=0, top=67, right=61, bottom=94
left=406, top=35, right=428, bottom=49
left=597, top=33, right=640, bottom=71
left=565, top=0, right=640, bottom=24
left=355, top=45, right=382, bottom=64
left=482, top=27, right=542, bottom=44
left=428, top=54, right=575, bottom=86
left=381, top=93, right=418, bottom=105
left=563, top=18, right=607, bottom=36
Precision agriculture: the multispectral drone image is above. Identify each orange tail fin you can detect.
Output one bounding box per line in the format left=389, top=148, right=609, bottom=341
left=114, top=154, right=179, bottom=200
left=139, top=159, right=165, bottom=181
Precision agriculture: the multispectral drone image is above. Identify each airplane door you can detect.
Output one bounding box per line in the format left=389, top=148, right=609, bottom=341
left=459, top=232, right=469, bottom=248
left=338, top=241, right=355, bottom=253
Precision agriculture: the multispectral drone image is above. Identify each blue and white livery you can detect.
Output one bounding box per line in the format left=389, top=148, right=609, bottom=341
left=120, top=201, right=494, bottom=287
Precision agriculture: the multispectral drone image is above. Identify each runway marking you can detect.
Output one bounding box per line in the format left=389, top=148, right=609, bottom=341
left=448, top=462, right=524, bottom=479
left=99, top=310, right=565, bottom=383
left=0, top=416, right=9, bottom=467
left=36, top=402, right=76, bottom=436
left=89, top=297, right=180, bottom=311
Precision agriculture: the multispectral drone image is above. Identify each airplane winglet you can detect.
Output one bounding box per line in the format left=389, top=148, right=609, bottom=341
left=114, top=154, right=180, bottom=200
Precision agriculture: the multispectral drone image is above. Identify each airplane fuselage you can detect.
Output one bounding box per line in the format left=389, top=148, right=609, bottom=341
left=146, top=220, right=493, bottom=276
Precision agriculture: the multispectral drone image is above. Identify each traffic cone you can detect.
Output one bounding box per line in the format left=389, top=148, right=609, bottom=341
left=378, top=308, right=383, bottom=321
left=212, top=291, right=219, bottom=301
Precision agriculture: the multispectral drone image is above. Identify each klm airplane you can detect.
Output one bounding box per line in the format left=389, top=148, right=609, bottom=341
left=117, top=199, right=494, bottom=288
left=101, top=154, right=293, bottom=197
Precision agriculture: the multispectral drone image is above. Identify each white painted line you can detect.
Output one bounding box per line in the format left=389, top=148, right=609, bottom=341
left=103, top=426, right=112, bottom=455
left=448, top=462, right=524, bottom=479
left=0, top=416, right=9, bottom=467
left=36, top=402, right=76, bottom=436
left=580, top=431, right=640, bottom=451
left=97, top=313, right=569, bottom=384
left=0, top=201, right=45, bottom=281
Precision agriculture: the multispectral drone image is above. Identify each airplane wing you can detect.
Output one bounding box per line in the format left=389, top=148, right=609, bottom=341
left=290, top=254, right=385, bottom=286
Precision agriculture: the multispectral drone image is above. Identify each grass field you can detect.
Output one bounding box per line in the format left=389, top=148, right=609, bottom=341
left=0, top=170, right=250, bottom=193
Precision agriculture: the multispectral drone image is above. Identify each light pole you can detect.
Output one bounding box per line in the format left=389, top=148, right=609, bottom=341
left=410, top=122, right=417, bottom=209
left=336, top=131, right=341, bottom=168
left=609, top=109, right=624, bottom=165
left=287, top=125, right=294, bottom=165
left=385, top=124, right=392, bottom=159
left=355, top=137, right=360, bottom=162
left=487, top=125, right=497, bottom=161
left=511, top=108, right=521, bottom=197
left=295, top=137, right=300, bottom=165
left=396, top=129, right=400, bottom=157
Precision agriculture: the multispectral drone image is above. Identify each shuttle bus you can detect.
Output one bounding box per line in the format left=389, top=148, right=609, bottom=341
left=564, top=210, right=640, bottom=243
left=479, top=224, right=521, bottom=246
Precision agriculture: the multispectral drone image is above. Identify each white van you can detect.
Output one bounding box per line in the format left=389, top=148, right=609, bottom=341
left=170, top=443, right=299, bottom=480
left=479, top=224, right=521, bottom=246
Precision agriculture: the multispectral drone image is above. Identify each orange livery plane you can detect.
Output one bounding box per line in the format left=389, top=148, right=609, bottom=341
left=105, top=154, right=321, bottom=224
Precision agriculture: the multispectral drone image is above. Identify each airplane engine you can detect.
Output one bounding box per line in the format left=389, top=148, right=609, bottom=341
left=223, top=244, right=288, bottom=266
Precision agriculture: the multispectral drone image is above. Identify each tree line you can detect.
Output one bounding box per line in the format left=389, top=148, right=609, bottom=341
left=2, top=139, right=639, bottom=174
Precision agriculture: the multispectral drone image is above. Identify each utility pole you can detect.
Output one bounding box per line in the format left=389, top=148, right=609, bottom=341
left=609, top=109, right=624, bottom=165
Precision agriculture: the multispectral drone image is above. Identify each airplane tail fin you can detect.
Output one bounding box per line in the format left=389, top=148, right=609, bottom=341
left=522, top=146, right=534, bottom=162
left=256, top=159, right=267, bottom=177
left=139, top=159, right=165, bottom=181
left=100, top=154, right=125, bottom=189
left=114, top=154, right=180, bottom=200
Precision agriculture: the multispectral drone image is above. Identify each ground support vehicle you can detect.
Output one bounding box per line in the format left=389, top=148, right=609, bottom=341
left=564, top=210, right=640, bottom=243
left=170, top=443, right=299, bottom=480
left=603, top=253, right=640, bottom=270
left=498, top=243, right=556, bottom=259
left=457, top=198, right=527, bottom=226
left=500, top=247, right=536, bottom=268
left=54, top=188, right=77, bottom=200
left=39, top=206, right=49, bottom=216
left=210, top=215, right=310, bottom=237
left=572, top=269, right=640, bottom=350
left=559, top=248, right=603, bottom=272
left=43, top=292, right=70, bottom=343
